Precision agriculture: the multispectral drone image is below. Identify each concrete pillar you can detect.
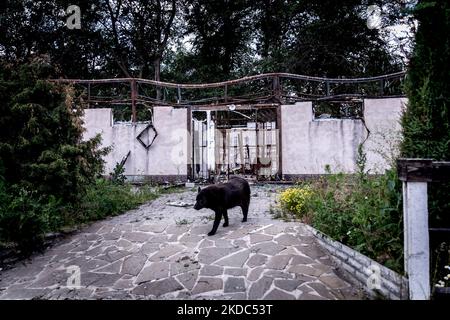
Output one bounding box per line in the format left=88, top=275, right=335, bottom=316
left=403, top=181, right=430, bottom=300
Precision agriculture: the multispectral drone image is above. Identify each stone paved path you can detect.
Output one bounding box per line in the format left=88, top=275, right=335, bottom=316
left=0, top=185, right=363, bottom=300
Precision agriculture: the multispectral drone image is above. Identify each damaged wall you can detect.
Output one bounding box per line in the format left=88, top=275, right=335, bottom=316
left=363, top=98, right=406, bottom=173
left=281, top=98, right=406, bottom=177
left=83, top=107, right=188, bottom=182
left=83, top=98, right=405, bottom=182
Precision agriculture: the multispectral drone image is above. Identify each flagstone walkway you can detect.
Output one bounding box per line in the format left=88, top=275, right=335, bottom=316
left=0, top=185, right=364, bottom=300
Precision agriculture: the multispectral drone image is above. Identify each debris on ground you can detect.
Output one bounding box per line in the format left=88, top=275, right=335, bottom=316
left=167, top=201, right=194, bottom=207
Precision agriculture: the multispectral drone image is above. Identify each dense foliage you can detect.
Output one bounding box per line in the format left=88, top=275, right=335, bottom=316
left=401, top=1, right=450, bottom=227
left=278, top=169, right=403, bottom=273
left=0, top=60, right=158, bottom=253
left=0, top=0, right=409, bottom=82
left=0, top=59, right=107, bottom=204
left=0, top=59, right=101, bottom=250
left=400, top=1, right=450, bottom=295
left=279, top=186, right=313, bottom=216
left=78, top=179, right=159, bottom=223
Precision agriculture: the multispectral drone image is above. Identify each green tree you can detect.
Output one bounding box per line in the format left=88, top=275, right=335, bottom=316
left=168, top=0, right=255, bottom=83
left=260, top=0, right=402, bottom=77
left=401, top=0, right=450, bottom=226
left=253, top=0, right=297, bottom=73
left=98, top=0, right=178, bottom=80
left=0, top=57, right=108, bottom=249
left=1, top=1, right=405, bottom=82
left=0, top=57, right=107, bottom=202
left=0, top=0, right=106, bottom=78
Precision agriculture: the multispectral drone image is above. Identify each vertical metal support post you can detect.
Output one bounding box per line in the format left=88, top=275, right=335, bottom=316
left=87, top=83, right=91, bottom=108
left=276, top=105, right=282, bottom=177
left=273, top=76, right=281, bottom=102
left=255, top=109, right=259, bottom=180
left=131, top=79, right=137, bottom=123
left=186, top=106, right=193, bottom=182
left=224, top=84, right=228, bottom=103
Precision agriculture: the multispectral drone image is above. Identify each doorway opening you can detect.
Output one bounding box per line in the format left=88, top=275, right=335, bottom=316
left=191, top=106, right=280, bottom=182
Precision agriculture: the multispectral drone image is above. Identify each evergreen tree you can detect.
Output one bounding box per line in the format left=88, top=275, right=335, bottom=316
left=0, top=57, right=108, bottom=249
left=0, top=0, right=105, bottom=78
left=172, top=0, right=255, bottom=82
left=275, top=0, right=402, bottom=77
left=0, top=57, right=107, bottom=203
left=1, top=1, right=406, bottom=81
left=401, top=0, right=450, bottom=226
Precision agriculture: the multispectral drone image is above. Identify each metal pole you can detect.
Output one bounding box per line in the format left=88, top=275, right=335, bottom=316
left=87, top=83, right=91, bottom=108
left=224, top=84, right=228, bottom=103
left=131, top=79, right=137, bottom=123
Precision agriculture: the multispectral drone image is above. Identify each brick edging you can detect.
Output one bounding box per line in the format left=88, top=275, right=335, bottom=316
left=304, top=225, right=409, bottom=300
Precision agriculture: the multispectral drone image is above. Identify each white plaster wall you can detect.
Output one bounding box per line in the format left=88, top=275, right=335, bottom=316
left=281, top=98, right=406, bottom=175
left=280, top=103, right=312, bottom=174
left=363, top=98, right=406, bottom=173
left=83, top=98, right=404, bottom=178
left=82, top=107, right=188, bottom=177
left=281, top=102, right=365, bottom=174
left=147, top=107, right=188, bottom=176
left=82, top=108, right=115, bottom=172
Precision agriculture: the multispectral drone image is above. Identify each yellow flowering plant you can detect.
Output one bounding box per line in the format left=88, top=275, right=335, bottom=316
left=278, top=186, right=313, bottom=218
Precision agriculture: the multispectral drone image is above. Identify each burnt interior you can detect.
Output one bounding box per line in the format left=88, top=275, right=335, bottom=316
left=192, top=107, right=279, bottom=182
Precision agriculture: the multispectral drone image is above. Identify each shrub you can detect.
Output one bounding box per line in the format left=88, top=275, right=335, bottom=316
left=0, top=59, right=109, bottom=251
left=110, top=162, right=126, bottom=185
left=304, top=169, right=403, bottom=272
left=0, top=176, right=73, bottom=252
left=0, top=177, right=159, bottom=253
left=0, top=188, right=49, bottom=253
left=278, top=162, right=403, bottom=272
left=78, top=179, right=158, bottom=222
left=400, top=1, right=450, bottom=228
left=279, top=187, right=313, bottom=218
left=0, top=59, right=108, bottom=205
left=0, top=60, right=162, bottom=253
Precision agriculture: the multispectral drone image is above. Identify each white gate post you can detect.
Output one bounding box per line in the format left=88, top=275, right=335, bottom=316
left=402, top=181, right=430, bottom=300
left=398, top=158, right=433, bottom=300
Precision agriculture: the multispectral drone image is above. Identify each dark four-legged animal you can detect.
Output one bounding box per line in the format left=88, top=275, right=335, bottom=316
left=193, top=177, right=250, bottom=236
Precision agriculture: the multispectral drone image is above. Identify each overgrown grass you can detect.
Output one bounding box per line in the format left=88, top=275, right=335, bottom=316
left=77, top=179, right=159, bottom=222
left=279, top=169, right=403, bottom=273
left=0, top=178, right=159, bottom=254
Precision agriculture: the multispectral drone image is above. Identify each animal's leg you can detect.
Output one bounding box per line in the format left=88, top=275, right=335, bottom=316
left=241, top=201, right=249, bottom=222
left=223, top=210, right=229, bottom=227
left=208, top=210, right=223, bottom=236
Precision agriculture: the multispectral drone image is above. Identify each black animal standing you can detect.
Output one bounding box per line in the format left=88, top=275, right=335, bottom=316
left=193, top=177, right=250, bottom=236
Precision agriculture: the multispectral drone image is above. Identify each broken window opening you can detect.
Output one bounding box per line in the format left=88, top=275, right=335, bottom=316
left=313, top=100, right=363, bottom=120
left=111, top=103, right=153, bottom=123
left=136, top=123, right=158, bottom=149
